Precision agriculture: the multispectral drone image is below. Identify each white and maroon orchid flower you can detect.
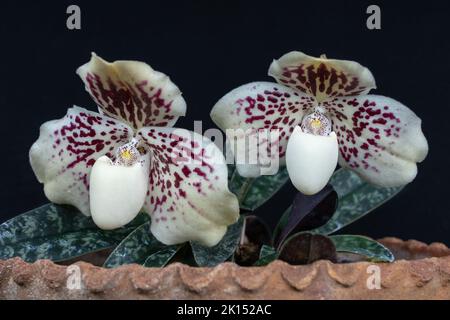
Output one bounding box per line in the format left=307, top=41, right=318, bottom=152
left=30, top=54, right=239, bottom=247
left=211, top=51, right=428, bottom=195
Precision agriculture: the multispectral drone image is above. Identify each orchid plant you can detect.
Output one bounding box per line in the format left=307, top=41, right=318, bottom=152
left=29, top=53, right=240, bottom=247
left=0, top=51, right=428, bottom=268
left=211, top=51, right=428, bottom=195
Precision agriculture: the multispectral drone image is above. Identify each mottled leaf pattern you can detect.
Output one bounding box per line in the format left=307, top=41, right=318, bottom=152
left=331, top=235, right=394, bottom=262
left=313, top=169, right=403, bottom=235
left=253, top=245, right=278, bottom=266
left=229, top=165, right=289, bottom=211
left=191, top=215, right=244, bottom=267
left=143, top=246, right=180, bottom=267
left=0, top=203, right=147, bottom=262
left=103, top=222, right=165, bottom=268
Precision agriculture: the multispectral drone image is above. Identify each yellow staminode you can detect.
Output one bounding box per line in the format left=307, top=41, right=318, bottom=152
left=310, top=119, right=322, bottom=129
left=121, top=149, right=133, bottom=160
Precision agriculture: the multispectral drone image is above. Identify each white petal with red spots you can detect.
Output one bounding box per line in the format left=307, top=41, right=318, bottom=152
left=137, top=127, right=239, bottom=247
left=269, top=51, right=376, bottom=103
left=29, top=106, right=133, bottom=216
left=324, top=95, right=428, bottom=186
left=210, top=82, right=314, bottom=177
left=77, top=53, right=186, bottom=130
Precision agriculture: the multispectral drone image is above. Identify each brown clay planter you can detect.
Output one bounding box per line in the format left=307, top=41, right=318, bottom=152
left=1, top=237, right=449, bottom=299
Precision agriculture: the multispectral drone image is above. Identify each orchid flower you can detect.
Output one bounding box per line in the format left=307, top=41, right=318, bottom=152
left=29, top=54, right=239, bottom=247
left=211, top=51, right=428, bottom=194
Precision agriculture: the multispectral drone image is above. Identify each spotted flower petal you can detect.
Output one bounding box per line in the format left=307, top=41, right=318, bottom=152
left=324, top=95, right=428, bottom=186
left=269, top=51, right=376, bottom=103
left=77, top=53, right=187, bottom=130
left=29, top=106, right=133, bottom=215
left=137, top=127, right=239, bottom=247
left=211, top=82, right=314, bottom=177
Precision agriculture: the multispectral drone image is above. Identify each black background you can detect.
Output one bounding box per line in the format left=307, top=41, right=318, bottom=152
left=1, top=0, right=449, bottom=244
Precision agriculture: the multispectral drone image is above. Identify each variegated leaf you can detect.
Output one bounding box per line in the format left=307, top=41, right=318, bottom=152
left=190, top=215, right=244, bottom=267
left=331, top=235, right=394, bottom=262
left=0, top=203, right=147, bottom=262
left=103, top=222, right=165, bottom=268
left=313, top=169, right=402, bottom=235
left=253, top=245, right=278, bottom=266
left=143, top=246, right=181, bottom=267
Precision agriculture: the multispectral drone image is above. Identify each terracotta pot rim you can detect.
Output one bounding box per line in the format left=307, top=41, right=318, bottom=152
left=1, top=237, right=449, bottom=299
left=376, top=237, right=450, bottom=257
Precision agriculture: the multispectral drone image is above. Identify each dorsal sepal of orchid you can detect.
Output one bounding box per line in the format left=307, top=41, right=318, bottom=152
left=286, top=126, right=338, bottom=195
left=268, top=51, right=376, bottom=103
left=89, top=144, right=150, bottom=230
left=76, top=53, right=187, bottom=130
left=211, top=50, right=428, bottom=189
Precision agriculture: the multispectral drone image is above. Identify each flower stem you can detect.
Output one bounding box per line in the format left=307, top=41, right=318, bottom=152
left=236, top=177, right=254, bottom=246
left=240, top=217, right=247, bottom=246
left=237, top=178, right=254, bottom=205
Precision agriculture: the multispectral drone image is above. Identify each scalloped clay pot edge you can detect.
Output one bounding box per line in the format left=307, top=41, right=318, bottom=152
left=1, top=238, right=449, bottom=300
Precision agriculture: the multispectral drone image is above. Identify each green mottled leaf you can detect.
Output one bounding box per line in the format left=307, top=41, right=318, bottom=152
left=229, top=166, right=289, bottom=211
left=227, top=164, right=236, bottom=181
left=0, top=203, right=147, bottom=262
left=143, top=246, right=180, bottom=267
left=313, top=169, right=403, bottom=235
left=253, top=245, right=278, bottom=266
left=191, top=215, right=244, bottom=267
left=331, top=235, right=394, bottom=262
left=103, top=222, right=165, bottom=268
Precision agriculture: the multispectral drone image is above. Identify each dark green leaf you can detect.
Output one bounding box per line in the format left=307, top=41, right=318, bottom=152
left=190, top=215, right=244, bottom=267
left=331, top=235, right=394, bottom=262
left=275, top=186, right=336, bottom=248
left=313, top=169, right=403, bottom=235
left=278, top=232, right=337, bottom=265
left=143, top=246, right=180, bottom=267
left=253, top=245, right=278, bottom=266
left=0, top=203, right=147, bottom=262
left=229, top=166, right=289, bottom=211
left=227, top=164, right=236, bottom=181
left=103, top=222, right=165, bottom=268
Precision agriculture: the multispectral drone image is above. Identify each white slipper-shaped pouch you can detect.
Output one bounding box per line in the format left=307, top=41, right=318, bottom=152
left=89, top=141, right=150, bottom=230
left=286, top=125, right=338, bottom=195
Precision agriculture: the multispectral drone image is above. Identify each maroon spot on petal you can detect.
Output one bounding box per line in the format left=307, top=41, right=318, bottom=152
left=245, top=116, right=265, bottom=124
left=373, top=118, right=387, bottom=125
left=382, top=112, right=396, bottom=120
left=182, top=166, right=191, bottom=177
left=193, top=167, right=207, bottom=178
